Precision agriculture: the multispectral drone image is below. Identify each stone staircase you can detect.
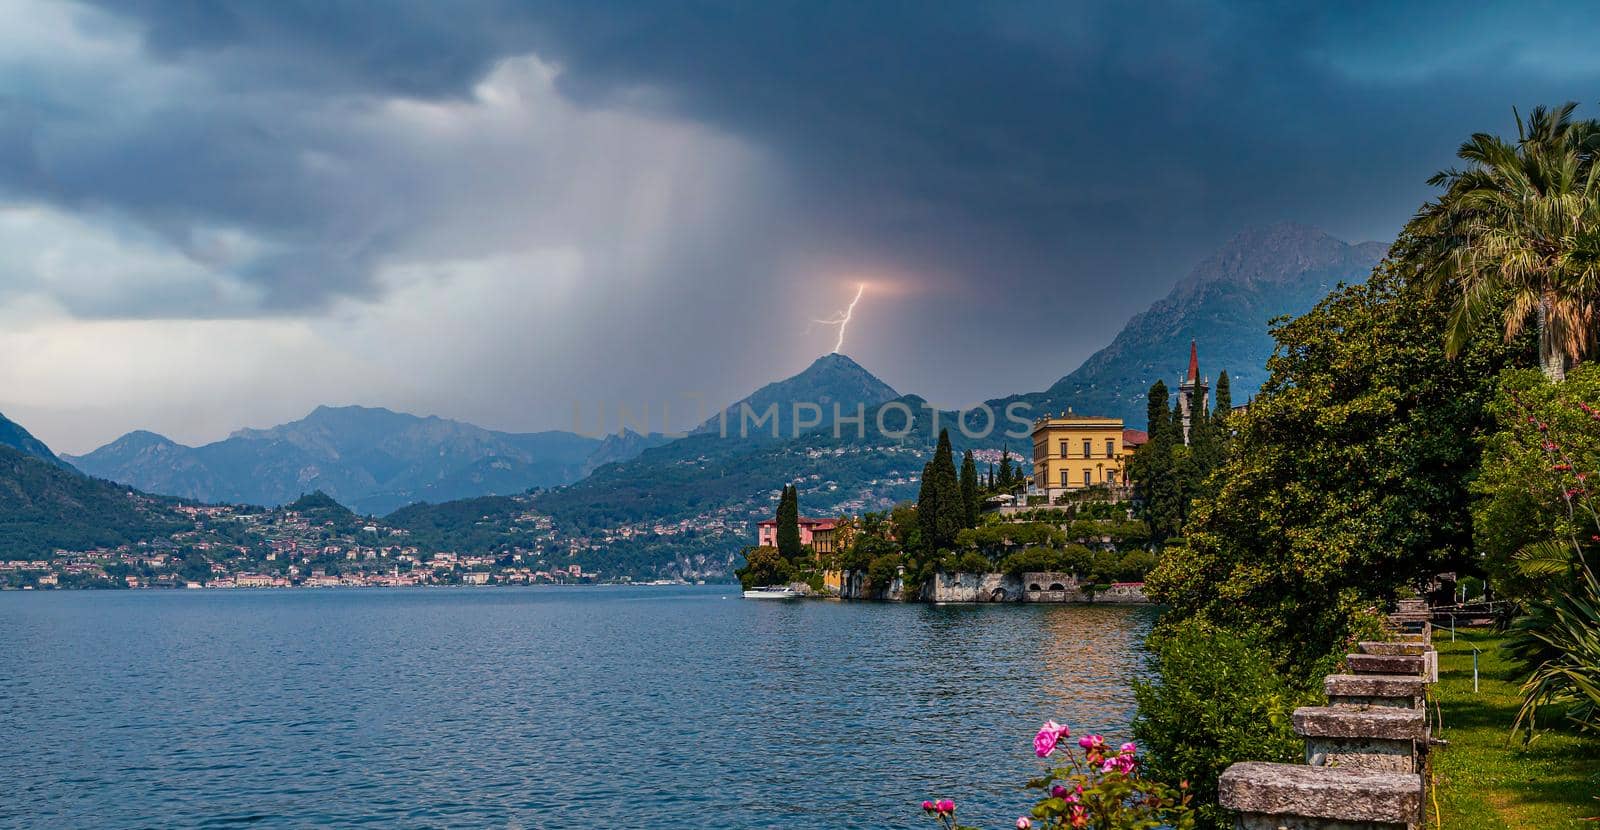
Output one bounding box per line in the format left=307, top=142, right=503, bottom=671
left=1219, top=599, right=1436, bottom=829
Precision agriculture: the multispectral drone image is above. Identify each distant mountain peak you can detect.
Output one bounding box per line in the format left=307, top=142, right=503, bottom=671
left=697, top=352, right=899, bottom=435
left=1173, top=222, right=1386, bottom=299
left=996, top=224, right=1387, bottom=429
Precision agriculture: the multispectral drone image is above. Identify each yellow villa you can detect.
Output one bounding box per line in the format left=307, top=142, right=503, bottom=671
left=1030, top=411, right=1143, bottom=501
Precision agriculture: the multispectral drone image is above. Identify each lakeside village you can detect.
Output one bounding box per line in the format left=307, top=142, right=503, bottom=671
left=0, top=492, right=613, bottom=591
left=736, top=343, right=1234, bottom=604
left=2, top=343, right=1226, bottom=597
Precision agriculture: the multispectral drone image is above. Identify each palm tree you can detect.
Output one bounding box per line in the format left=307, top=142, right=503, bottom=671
left=1413, top=103, right=1600, bottom=381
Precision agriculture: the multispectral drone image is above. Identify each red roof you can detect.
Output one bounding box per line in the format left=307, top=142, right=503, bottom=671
left=1186, top=340, right=1199, bottom=383
left=756, top=517, right=838, bottom=530
left=1122, top=429, right=1149, bottom=447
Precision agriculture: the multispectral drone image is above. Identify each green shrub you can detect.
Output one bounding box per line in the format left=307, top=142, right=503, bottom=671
left=865, top=553, right=904, bottom=592
left=1132, top=619, right=1313, bottom=829
left=999, top=546, right=1064, bottom=576
left=1504, top=566, right=1600, bottom=738
left=952, top=551, right=992, bottom=574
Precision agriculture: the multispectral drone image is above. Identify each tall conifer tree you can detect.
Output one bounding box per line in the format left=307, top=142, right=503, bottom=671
left=959, top=449, right=979, bottom=528
left=776, top=484, right=802, bottom=561
left=930, top=430, right=964, bottom=550
left=916, top=461, right=938, bottom=554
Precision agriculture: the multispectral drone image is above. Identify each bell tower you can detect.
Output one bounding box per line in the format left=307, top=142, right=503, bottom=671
left=1177, top=340, right=1208, bottom=444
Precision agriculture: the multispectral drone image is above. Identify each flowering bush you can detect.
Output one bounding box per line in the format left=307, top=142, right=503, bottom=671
left=921, top=721, right=1194, bottom=830
left=1478, top=368, right=1600, bottom=737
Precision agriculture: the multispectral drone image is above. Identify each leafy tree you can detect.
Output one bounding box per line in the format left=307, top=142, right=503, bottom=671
left=955, top=522, right=1065, bottom=559
left=958, top=449, right=979, bottom=528
left=1412, top=102, right=1600, bottom=381
left=736, top=545, right=793, bottom=590
left=1146, top=256, right=1532, bottom=671
left=775, top=484, right=803, bottom=562
left=953, top=551, right=992, bottom=574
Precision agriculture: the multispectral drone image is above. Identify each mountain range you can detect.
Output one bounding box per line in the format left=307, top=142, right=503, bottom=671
left=65, top=407, right=670, bottom=515
left=9, top=222, right=1388, bottom=578
left=999, top=223, right=1388, bottom=424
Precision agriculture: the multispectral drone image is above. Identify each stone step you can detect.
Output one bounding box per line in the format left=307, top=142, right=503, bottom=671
left=1349, top=653, right=1424, bottom=676
left=1395, top=598, right=1428, bottom=613
left=1359, top=641, right=1428, bottom=656
left=1294, top=705, right=1426, bottom=773
left=1324, top=673, right=1427, bottom=708
left=1220, top=762, right=1422, bottom=829
left=1294, top=705, right=1427, bottom=739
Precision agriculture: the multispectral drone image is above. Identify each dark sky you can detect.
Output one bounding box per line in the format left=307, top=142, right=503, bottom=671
left=2, top=0, right=1598, bottom=452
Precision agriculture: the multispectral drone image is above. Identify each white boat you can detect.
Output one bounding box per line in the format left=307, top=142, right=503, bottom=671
left=742, top=585, right=802, bottom=599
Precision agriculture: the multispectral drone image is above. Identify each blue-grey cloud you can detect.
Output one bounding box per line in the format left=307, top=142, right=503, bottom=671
left=3, top=0, right=1598, bottom=451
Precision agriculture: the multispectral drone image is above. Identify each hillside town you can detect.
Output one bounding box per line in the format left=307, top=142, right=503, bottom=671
left=0, top=497, right=606, bottom=590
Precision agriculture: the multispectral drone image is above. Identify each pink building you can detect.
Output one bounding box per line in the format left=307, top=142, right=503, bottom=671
left=755, top=517, right=839, bottom=553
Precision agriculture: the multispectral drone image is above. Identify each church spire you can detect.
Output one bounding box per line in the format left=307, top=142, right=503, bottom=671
left=1186, top=339, right=1199, bottom=383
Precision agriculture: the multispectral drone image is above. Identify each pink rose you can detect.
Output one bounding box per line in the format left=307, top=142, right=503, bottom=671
left=1077, top=734, right=1105, bottom=751
left=1120, top=741, right=1137, bottom=754
left=1034, top=720, right=1068, bottom=757
left=1050, top=785, right=1069, bottom=799
left=937, top=799, right=955, bottom=815
left=1016, top=818, right=1032, bottom=829
left=922, top=801, right=935, bottom=812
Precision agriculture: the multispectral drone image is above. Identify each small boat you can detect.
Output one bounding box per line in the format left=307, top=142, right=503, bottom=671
left=742, top=585, right=802, bottom=599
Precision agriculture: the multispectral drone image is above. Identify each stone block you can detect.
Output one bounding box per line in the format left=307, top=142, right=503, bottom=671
left=1323, top=674, right=1425, bottom=709
left=1220, top=762, right=1421, bottom=827
left=1358, top=641, right=1427, bottom=656
left=1293, top=706, right=1426, bottom=741
left=1305, top=737, right=1418, bottom=773
left=1348, top=654, right=1424, bottom=676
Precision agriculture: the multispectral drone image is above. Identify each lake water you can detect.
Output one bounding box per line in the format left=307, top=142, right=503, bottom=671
left=0, top=586, right=1157, bottom=829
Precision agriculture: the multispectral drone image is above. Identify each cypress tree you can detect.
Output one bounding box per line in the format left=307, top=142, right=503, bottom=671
left=1145, top=380, right=1173, bottom=445
left=916, top=460, right=938, bottom=554
left=930, top=429, right=964, bottom=550
left=998, top=447, right=1015, bottom=490
left=1132, top=380, right=1179, bottom=545
left=987, top=463, right=996, bottom=490
left=776, top=484, right=802, bottom=561
left=1213, top=371, right=1232, bottom=422
left=959, top=449, right=979, bottom=528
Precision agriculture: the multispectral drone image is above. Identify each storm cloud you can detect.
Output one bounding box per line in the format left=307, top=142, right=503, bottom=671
left=2, top=0, right=1597, bottom=452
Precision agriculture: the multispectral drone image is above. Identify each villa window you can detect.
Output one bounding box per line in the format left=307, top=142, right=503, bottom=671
left=1083, top=469, right=1092, bottom=486
left=1106, top=438, right=1116, bottom=457
left=1059, top=440, right=1068, bottom=458
left=1082, top=439, right=1092, bottom=458
left=1107, top=470, right=1119, bottom=485
left=1059, top=470, right=1069, bottom=487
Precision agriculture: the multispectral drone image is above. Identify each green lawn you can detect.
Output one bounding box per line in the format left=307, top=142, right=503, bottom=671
left=1430, top=627, right=1600, bottom=828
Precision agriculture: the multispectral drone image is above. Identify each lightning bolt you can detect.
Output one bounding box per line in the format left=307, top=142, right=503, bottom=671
left=815, top=283, right=866, bottom=354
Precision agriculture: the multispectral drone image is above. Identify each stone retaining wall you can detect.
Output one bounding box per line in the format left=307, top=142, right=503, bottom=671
left=840, top=570, right=1150, bottom=603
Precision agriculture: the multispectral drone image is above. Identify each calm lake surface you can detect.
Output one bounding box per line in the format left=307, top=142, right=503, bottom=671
left=0, top=586, right=1157, bottom=829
